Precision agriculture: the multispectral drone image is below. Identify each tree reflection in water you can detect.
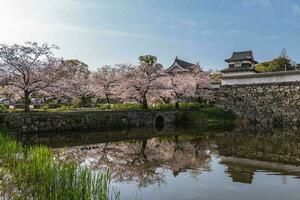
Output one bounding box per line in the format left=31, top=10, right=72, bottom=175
left=28, top=125, right=300, bottom=187
left=54, top=135, right=212, bottom=188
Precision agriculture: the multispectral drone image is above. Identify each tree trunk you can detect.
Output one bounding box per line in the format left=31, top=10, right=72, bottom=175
left=24, top=90, right=31, bottom=112
left=197, top=96, right=202, bottom=103
left=175, top=100, right=179, bottom=109
left=80, top=96, right=85, bottom=108
left=140, top=139, right=148, bottom=161
left=105, top=94, right=110, bottom=104
left=161, top=97, right=170, bottom=104
left=142, top=97, right=148, bottom=109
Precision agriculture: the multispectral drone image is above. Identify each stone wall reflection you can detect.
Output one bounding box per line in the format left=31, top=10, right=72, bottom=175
left=216, top=126, right=300, bottom=165
left=216, top=126, right=300, bottom=184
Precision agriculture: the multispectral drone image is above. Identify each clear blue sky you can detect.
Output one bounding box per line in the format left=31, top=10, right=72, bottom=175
left=0, top=0, right=299, bottom=70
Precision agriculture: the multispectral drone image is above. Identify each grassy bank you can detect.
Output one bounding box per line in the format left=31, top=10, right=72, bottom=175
left=178, top=107, right=236, bottom=128
left=0, top=130, right=119, bottom=200
left=1, top=102, right=213, bottom=112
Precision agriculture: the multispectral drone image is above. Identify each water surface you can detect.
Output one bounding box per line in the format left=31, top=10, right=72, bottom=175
left=22, top=126, right=300, bottom=200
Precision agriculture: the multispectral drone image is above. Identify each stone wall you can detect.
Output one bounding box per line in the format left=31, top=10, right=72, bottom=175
left=219, top=82, right=300, bottom=126
left=0, top=111, right=178, bottom=133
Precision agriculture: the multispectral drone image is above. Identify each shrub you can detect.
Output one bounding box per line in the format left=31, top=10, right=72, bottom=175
left=46, top=103, right=61, bottom=109
left=0, top=104, right=6, bottom=112
left=95, top=103, right=143, bottom=110
left=7, top=108, right=25, bottom=113
left=151, top=102, right=206, bottom=110
left=36, top=104, right=79, bottom=112
left=96, top=103, right=112, bottom=110
left=178, top=102, right=205, bottom=110
left=202, top=106, right=236, bottom=120
left=95, top=102, right=207, bottom=111
left=55, top=104, right=77, bottom=112
left=14, top=101, right=217, bottom=113
left=151, top=103, right=176, bottom=110
left=178, top=107, right=236, bottom=127
left=40, top=104, right=50, bottom=111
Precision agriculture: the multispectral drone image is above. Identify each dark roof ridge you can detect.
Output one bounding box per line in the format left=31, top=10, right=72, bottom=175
left=165, top=57, right=199, bottom=73
left=232, top=50, right=253, bottom=53
left=175, top=57, right=197, bottom=66
left=225, top=50, right=258, bottom=64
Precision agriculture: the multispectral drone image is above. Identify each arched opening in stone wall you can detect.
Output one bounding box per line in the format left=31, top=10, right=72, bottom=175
left=155, top=115, right=165, bottom=131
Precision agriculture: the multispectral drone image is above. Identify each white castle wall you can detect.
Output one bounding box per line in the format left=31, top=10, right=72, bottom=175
left=221, top=71, right=300, bottom=85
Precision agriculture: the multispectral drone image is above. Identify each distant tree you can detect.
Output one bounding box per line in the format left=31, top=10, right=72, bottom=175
left=120, top=55, right=163, bottom=109
left=279, top=48, right=288, bottom=58
left=0, top=42, right=68, bottom=111
left=93, top=65, right=119, bottom=103
left=255, top=61, right=272, bottom=72
left=255, top=48, right=296, bottom=72
left=138, top=55, right=157, bottom=66
left=209, top=71, right=222, bottom=82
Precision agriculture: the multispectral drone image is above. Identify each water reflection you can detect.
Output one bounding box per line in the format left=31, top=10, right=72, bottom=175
left=221, top=157, right=300, bottom=184
left=52, top=136, right=212, bottom=188
left=22, top=126, right=300, bottom=200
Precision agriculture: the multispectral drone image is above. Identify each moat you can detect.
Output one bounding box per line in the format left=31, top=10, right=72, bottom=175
left=21, top=126, right=300, bottom=200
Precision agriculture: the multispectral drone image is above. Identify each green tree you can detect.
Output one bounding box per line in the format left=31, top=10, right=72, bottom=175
left=255, top=48, right=296, bottom=72
left=138, top=55, right=157, bottom=66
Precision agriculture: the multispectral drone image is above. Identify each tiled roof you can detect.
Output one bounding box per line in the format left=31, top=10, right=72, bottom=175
left=174, top=58, right=196, bottom=69
left=165, top=57, right=199, bottom=73
left=225, top=51, right=258, bottom=64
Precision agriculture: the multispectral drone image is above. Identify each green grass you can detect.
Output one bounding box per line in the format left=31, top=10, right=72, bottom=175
left=6, top=102, right=213, bottom=112
left=0, top=131, right=119, bottom=200
left=150, top=102, right=206, bottom=110
left=39, top=104, right=78, bottom=112
left=94, top=102, right=206, bottom=111
left=178, top=107, right=236, bottom=127
left=0, top=104, right=6, bottom=112
left=95, top=103, right=144, bottom=111
left=6, top=102, right=201, bottom=112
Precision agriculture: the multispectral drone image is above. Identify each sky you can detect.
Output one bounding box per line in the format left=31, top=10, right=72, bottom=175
left=0, top=0, right=299, bottom=71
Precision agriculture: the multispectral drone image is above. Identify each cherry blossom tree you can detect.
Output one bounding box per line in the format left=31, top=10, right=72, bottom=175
left=93, top=65, right=119, bottom=103
left=0, top=86, right=15, bottom=99
left=150, top=76, right=174, bottom=104
left=56, top=59, right=95, bottom=107
left=165, top=73, right=195, bottom=109
left=162, top=65, right=214, bottom=108
left=119, top=55, right=163, bottom=109
left=0, top=42, right=68, bottom=111
left=190, top=66, right=213, bottom=103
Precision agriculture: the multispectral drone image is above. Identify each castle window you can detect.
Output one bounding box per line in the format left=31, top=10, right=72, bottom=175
left=235, top=61, right=242, bottom=67
left=242, top=63, right=251, bottom=67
